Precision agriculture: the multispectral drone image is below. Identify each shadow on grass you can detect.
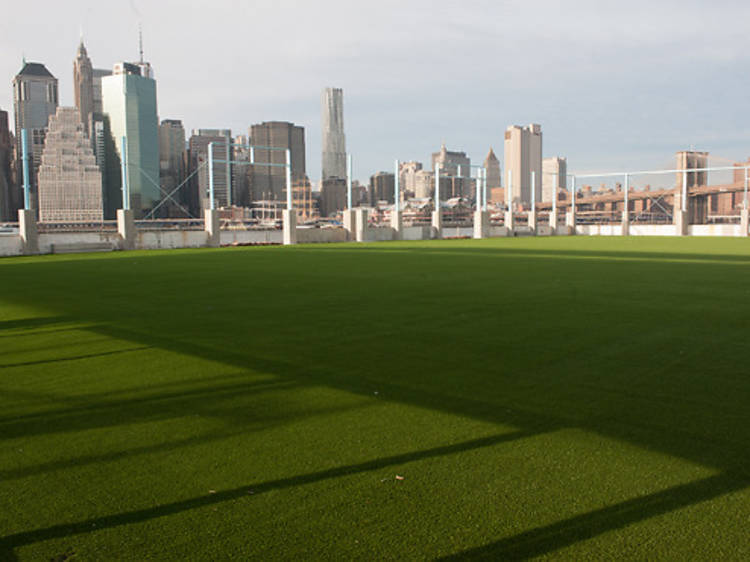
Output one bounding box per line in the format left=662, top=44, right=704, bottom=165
left=0, top=429, right=536, bottom=557
left=0, top=346, right=150, bottom=369
left=441, top=472, right=748, bottom=561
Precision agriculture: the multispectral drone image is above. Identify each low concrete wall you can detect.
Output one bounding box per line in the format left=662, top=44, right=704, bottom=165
left=688, top=224, right=743, bottom=237
left=0, top=235, right=23, bottom=257
left=442, top=226, right=473, bottom=238
left=403, top=226, right=433, bottom=241
left=366, top=226, right=397, bottom=242
left=489, top=226, right=509, bottom=237
left=39, top=232, right=121, bottom=254
left=576, top=224, right=676, bottom=236
left=220, top=229, right=282, bottom=245
left=136, top=229, right=208, bottom=250
left=297, top=227, right=348, bottom=244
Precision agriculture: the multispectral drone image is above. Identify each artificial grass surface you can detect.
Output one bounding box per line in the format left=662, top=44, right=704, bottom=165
left=1, top=236, right=749, bottom=560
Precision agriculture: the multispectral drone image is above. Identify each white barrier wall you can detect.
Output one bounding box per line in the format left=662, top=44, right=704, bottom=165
left=297, top=227, right=348, bottom=244
left=136, top=230, right=209, bottom=250
left=220, top=230, right=283, bottom=245
left=688, top=224, right=744, bottom=237
left=38, top=232, right=121, bottom=254
left=0, top=235, right=23, bottom=257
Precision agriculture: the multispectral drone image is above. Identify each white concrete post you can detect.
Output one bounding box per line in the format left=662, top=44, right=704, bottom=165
left=204, top=208, right=220, bottom=247
left=528, top=170, right=537, bottom=232
left=432, top=162, right=442, bottom=238
left=622, top=173, right=630, bottom=236
left=117, top=208, right=135, bottom=250
left=282, top=209, right=297, bottom=245
left=342, top=208, right=356, bottom=241
left=566, top=176, right=576, bottom=233
left=18, top=209, right=38, bottom=254
left=354, top=207, right=368, bottom=242
left=549, top=172, right=558, bottom=233
left=505, top=169, right=514, bottom=235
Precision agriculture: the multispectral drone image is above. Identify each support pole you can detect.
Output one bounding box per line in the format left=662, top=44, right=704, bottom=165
left=432, top=162, right=442, bottom=238
left=286, top=149, right=292, bottom=210
left=531, top=170, right=536, bottom=209
left=121, top=136, right=130, bottom=211
left=505, top=169, right=514, bottom=234
left=346, top=153, right=352, bottom=210
left=208, top=141, right=215, bottom=211
left=566, top=175, right=576, bottom=233
left=622, top=173, right=630, bottom=236
left=482, top=168, right=488, bottom=212
left=21, top=128, right=30, bottom=210
left=392, top=159, right=402, bottom=240
left=549, top=172, right=558, bottom=232
left=434, top=162, right=440, bottom=210
left=744, top=167, right=748, bottom=210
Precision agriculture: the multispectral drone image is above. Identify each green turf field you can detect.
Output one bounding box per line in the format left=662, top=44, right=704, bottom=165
left=1, top=236, right=749, bottom=560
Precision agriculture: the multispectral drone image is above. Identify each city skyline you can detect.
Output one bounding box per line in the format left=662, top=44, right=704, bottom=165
left=1, top=1, right=749, bottom=183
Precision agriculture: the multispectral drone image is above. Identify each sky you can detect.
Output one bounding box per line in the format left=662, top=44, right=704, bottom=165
left=1, top=0, right=749, bottom=183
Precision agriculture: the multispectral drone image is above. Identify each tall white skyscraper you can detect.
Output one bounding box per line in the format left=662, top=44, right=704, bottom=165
left=321, top=87, right=346, bottom=180
left=102, top=62, right=160, bottom=217
left=504, top=124, right=542, bottom=206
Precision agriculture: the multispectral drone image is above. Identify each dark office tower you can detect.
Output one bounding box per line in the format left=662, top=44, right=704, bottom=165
left=73, top=39, right=94, bottom=135
left=159, top=119, right=188, bottom=216
left=369, top=172, right=395, bottom=205
left=12, top=61, right=58, bottom=211
left=321, top=87, right=346, bottom=180
left=248, top=121, right=305, bottom=202
left=0, top=109, right=13, bottom=220
left=187, top=130, right=231, bottom=213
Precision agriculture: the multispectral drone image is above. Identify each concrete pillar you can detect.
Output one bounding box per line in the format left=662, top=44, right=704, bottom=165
left=204, top=208, right=220, bottom=247
left=621, top=213, right=630, bottom=236
left=528, top=209, right=537, bottom=233
left=354, top=208, right=368, bottom=242
left=741, top=208, right=749, bottom=237
left=673, top=193, right=688, bottom=236
left=473, top=210, right=489, bottom=239
left=390, top=210, right=403, bottom=241
left=117, top=208, right=135, bottom=250
left=549, top=210, right=558, bottom=235
left=431, top=210, right=442, bottom=239
left=566, top=209, right=576, bottom=234
left=282, top=209, right=297, bottom=245
left=505, top=209, right=515, bottom=236
left=342, top=209, right=356, bottom=241
left=18, top=209, right=38, bottom=255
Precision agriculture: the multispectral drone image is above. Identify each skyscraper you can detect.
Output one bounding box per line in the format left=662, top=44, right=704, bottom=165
left=504, top=124, right=542, bottom=206
left=189, top=128, right=231, bottom=210
left=73, top=39, right=94, bottom=135
left=12, top=61, right=59, bottom=210
left=101, top=62, right=160, bottom=217
left=249, top=121, right=305, bottom=202
left=321, top=87, right=346, bottom=180
left=37, top=107, right=103, bottom=222
left=159, top=119, right=187, bottom=215
left=484, top=148, right=501, bottom=189
left=0, top=109, right=13, bottom=220
left=542, top=156, right=566, bottom=203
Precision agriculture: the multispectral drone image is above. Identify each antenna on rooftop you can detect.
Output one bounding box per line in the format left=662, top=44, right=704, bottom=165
left=138, top=23, right=144, bottom=64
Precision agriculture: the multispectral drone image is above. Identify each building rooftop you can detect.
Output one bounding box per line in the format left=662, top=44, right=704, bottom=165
left=17, top=62, right=55, bottom=79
